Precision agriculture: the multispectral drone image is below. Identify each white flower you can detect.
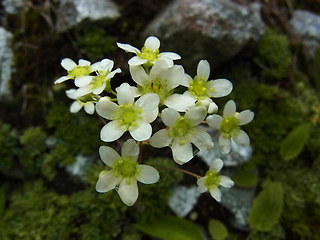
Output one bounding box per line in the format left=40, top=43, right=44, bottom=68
left=96, top=83, right=159, bottom=142
left=174, top=60, right=233, bottom=113
left=206, top=100, right=254, bottom=154
left=197, top=158, right=234, bottom=202
left=129, top=60, right=193, bottom=108
left=66, top=89, right=97, bottom=115
left=74, top=58, right=121, bottom=97
left=149, top=107, right=213, bottom=165
left=96, top=139, right=160, bottom=206
left=117, top=36, right=181, bottom=67
left=54, top=58, right=94, bottom=85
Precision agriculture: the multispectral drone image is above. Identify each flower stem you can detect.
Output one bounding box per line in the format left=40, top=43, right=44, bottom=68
left=160, top=167, right=200, bottom=178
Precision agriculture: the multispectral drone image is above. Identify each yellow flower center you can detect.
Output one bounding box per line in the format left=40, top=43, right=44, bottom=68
left=168, top=117, right=193, bottom=144
left=90, top=74, right=108, bottom=89
left=220, top=116, right=240, bottom=138
left=68, top=66, right=90, bottom=78
left=188, top=76, right=213, bottom=100
left=112, top=157, right=139, bottom=179
left=204, top=170, right=221, bottom=189
left=140, top=77, right=172, bottom=104
left=115, top=103, right=142, bottom=129
left=138, top=47, right=159, bottom=61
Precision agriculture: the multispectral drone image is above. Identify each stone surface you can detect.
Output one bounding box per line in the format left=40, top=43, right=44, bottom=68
left=220, top=186, right=255, bottom=231
left=0, top=27, right=14, bottom=98
left=168, top=185, right=201, bottom=217
left=66, top=154, right=92, bottom=179
left=290, top=10, right=320, bottom=58
left=143, top=0, right=265, bottom=70
left=3, top=0, right=28, bottom=15
left=56, top=0, right=120, bottom=32
left=197, top=131, right=252, bottom=167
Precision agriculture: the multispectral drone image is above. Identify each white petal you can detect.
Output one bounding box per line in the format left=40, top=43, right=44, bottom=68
left=84, top=102, right=95, bottom=115
left=207, top=79, right=233, bottom=98
left=149, top=129, right=172, bottom=148
left=161, top=108, right=180, bottom=127
left=236, top=110, right=254, bottom=126
left=70, top=101, right=82, bottom=113
left=99, top=146, right=121, bottom=167
left=171, top=140, right=193, bottom=165
left=129, top=121, right=152, bottom=141
left=219, top=176, right=234, bottom=188
left=92, top=82, right=106, bottom=95
left=78, top=59, right=91, bottom=67
left=61, top=58, right=76, bottom=71
left=184, top=106, right=207, bottom=125
left=121, top=139, right=139, bottom=161
left=116, top=43, right=140, bottom=54
left=135, top=93, right=159, bottom=122
left=233, top=129, right=250, bottom=146
left=197, top=60, right=210, bottom=81
left=149, top=59, right=170, bottom=76
left=128, top=56, right=148, bottom=66
left=219, top=135, right=231, bottom=154
left=117, top=83, right=135, bottom=105
left=164, top=93, right=196, bottom=112
left=208, top=101, right=218, bottom=113
left=197, top=177, right=208, bottom=193
left=96, top=97, right=118, bottom=120
left=54, top=76, right=71, bottom=84
left=223, top=100, right=236, bottom=117
left=159, top=52, right=181, bottom=60
left=105, top=68, right=121, bottom=80
left=144, top=36, right=160, bottom=50
left=210, top=158, right=224, bottom=172
left=163, top=65, right=186, bottom=90
left=95, top=170, right=118, bottom=193
left=191, top=128, right=214, bottom=151
left=74, top=85, right=92, bottom=98
left=206, top=114, right=223, bottom=129
left=100, top=121, right=125, bottom=142
left=75, top=76, right=93, bottom=87
left=181, top=74, right=192, bottom=87
left=118, top=179, right=139, bottom=206
left=209, top=187, right=222, bottom=202
left=65, top=89, right=77, bottom=99
left=129, top=65, right=149, bottom=86
left=100, top=58, right=114, bottom=70
left=136, top=165, right=160, bottom=184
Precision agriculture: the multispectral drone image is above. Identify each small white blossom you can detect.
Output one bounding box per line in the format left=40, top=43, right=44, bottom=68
left=149, top=107, right=213, bottom=165
left=130, top=60, right=193, bottom=108
left=206, top=100, right=254, bottom=154
left=117, top=36, right=181, bottom=67
left=96, top=139, right=160, bottom=206
left=197, top=158, right=234, bottom=202
left=54, top=58, right=93, bottom=86
left=74, top=58, right=121, bottom=97
left=169, top=60, right=233, bottom=113
left=96, top=83, right=159, bottom=142
left=66, top=89, right=97, bottom=115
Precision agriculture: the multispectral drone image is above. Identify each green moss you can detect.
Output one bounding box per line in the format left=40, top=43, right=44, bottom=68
left=256, top=28, right=291, bottom=80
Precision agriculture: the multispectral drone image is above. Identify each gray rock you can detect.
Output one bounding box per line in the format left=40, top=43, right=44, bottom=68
left=290, top=10, right=320, bottom=58
left=3, top=0, right=28, bottom=15
left=168, top=185, right=201, bottom=217
left=197, top=131, right=252, bottom=167
left=220, top=186, right=255, bottom=231
left=66, top=154, right=92, bottom=180
left=56, top=0, right=120, bottom=32
left=144, top=0, right=265, bottom=70
left=0, top=27, right=14, bottom=98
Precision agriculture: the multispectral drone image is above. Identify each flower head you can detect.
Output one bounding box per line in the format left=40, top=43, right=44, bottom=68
left=149, top=107, right=213, bottom=164
left=74, top=58, right=121, bottom=97
left=129, top=60, right=188, bottom=105
left=197, top=158, right=234, bottom=202
left=178, top=60, right=233, bottom=113
left=66, top=89, right=98, bottom=115
left=117, top=36, right=181, bottom=67
left=55, top=58, right=94, bottom=86
left=206, top=100, right=254, bottom=154
left=96, top=83, right=159, bottom=142
left=96, top=139, right=160, bottom=206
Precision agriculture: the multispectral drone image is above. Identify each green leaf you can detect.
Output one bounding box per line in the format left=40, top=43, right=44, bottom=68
left=208, top=219, right=228, bottom=240
left=248, top=181, right=284, bottom=232
left=280, top=123, right=310, bottom=161
left=136, top=215, right=202, bottom=240
left=233, top=170, right=258, bottom=188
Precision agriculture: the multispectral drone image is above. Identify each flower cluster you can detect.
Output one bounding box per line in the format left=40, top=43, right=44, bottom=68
left=55, top=36, right=254, bottom=206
